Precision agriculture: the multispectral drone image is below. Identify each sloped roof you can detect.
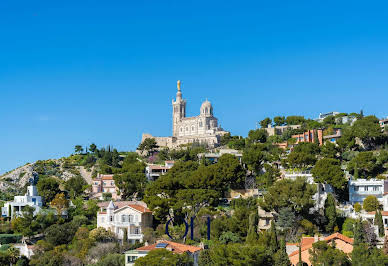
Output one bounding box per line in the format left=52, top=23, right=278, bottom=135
left=136, top=240, right=201, bottom=254
left=289, top=233, right=354, bottom=257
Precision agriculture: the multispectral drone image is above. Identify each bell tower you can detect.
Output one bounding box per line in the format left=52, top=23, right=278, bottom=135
left=172, top=80, right=186, bottom=137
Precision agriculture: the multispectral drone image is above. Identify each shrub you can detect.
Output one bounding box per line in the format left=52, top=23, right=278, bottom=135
left=363, top=196, right=379, bottom=212
left=0, top=234, right=22, bottom=244
left=354, top=203, right=361, bottom=213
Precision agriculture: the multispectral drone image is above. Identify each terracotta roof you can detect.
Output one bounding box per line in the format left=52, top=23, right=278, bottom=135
left=101, top=175, right=114, bottom=180
left=127, top=204, right=152, bottom=213
left=98, top=201, right=148, bottom=209
left=136, top=241, right=201, bottom=254
left=148, top=165, right=169, bottom=170
left=368, top=211, right=388, bottom=216
left=289, top=233, right=354, bottom=257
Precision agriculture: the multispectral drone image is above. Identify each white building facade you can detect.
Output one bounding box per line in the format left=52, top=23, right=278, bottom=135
left=1, top=185, right=42, bottom=218
left=348, top=178, right=386, bottom=204
left=96, top=201, right=153, bottom=244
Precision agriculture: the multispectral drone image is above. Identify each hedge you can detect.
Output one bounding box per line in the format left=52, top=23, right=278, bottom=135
left=0, top=234, right=22, bottom=244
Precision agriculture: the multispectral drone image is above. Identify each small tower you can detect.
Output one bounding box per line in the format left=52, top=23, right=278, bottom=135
left=107, top=200, right=115, bottom=223
left=172, top=80, right=186, bottom=137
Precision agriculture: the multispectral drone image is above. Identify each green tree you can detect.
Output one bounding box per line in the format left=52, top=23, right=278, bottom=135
left=256, top=164, right=280, bottom=189
left=134, top=249, right=192, bottom=266
left=89, top=143, right=97, bottom=153
left=354, top=202, right=361, bottom=213
left=286, top=116, right=305, bottom=125
left=324, top=193, right=337, bottom=233
left=248, top=128, right=268, bottom=143
left=65, top=176, right=87, bottom=198
left=260, top=117, right=272, bottom=128
left=74, top=145, right=83, bottom=154
left=353, top=219, right=366, bottom=246
left=50, top=192, right=69, bottom=217
left=36, top=177, right=61, bottom=204
left=273, top=238, right=291, bottom=266
left=114, top=162, right=147, bottom=200
left=312, top=158, right=346, bottom=190
left=287, top=150, right=317, bottom=169
left=246, top=212, right=258, bottom=244
left=259, top=177, right=316, bottom=216
left=242, top=145, right=265, bottom=174
left=273, top=116, right=286, bottom=126
left=352, top=116, right=382, bottom=149
left=363, top=196, right=379, bottom=212
left=268, top=221, right=279, bottom=254
left=375, top=210, right=385, bottom=237
left=321, top=141, right=339, bottom=159
left=309, top=241, right=350, bottom=266
left=347, top=151, right=382, bottom=179
left=138, top=138, right=159, bottom=156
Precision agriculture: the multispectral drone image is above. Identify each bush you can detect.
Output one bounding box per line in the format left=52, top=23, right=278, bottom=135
left=0, top=234, right=22, bottom=244
left=354, top=203, right=361, bottom=213
left=363, top=196, right=379, bottom=212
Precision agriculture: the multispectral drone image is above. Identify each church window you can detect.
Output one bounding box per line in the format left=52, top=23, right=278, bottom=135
left=205, top=107, right=208, bottom=114
left=199, top=121, right=203, bottom=127
left=180, top=127, right=183, bottom=132
left=186, top=127, right=188, bottom=132
left=192, top=126, right=195, bottom=131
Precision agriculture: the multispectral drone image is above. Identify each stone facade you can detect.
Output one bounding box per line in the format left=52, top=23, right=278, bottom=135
left=141, top=81, right=228, bottom=149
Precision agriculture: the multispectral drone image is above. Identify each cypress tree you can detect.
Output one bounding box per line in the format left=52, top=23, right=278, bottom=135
left=324, top=193, right=337, bottom=233
left=246, top=212, right=258, bottom=244
left=375, top=210, right=384, bottom=237
left=273, top=238, right=291, bottom=266
left=353, top=219, right=366, bottom=246
left=269, top=221, right=279, bottom=254
left=353, top=164, right=359, bottom=179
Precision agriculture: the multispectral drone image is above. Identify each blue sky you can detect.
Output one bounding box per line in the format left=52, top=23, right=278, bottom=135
left=1, top=0, right=388, bottom=174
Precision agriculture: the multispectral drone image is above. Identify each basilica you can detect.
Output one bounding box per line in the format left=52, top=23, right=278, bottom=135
left=141, top=81, right=228, bottom=149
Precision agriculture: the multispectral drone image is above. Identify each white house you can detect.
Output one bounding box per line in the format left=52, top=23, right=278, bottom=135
left=1, top=185, right=42, bottom=218
left=125, top=240, right=202, bottom=266
left=96, top=200, right=153, bottom=244
left=348, top=178, right=386, bottom=205
left=145, top=161, right=175, bottom=181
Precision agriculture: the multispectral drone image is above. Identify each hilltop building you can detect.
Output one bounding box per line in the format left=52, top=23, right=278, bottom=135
left=1, top=185, right=42, bottom=218
left=141, top=81, right=228, bottom=149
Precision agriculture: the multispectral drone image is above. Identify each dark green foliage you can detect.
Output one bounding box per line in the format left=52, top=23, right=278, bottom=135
left=260, top=117, right=272, bottom=128
left=341, top=218, right=356, bottom=238
left=246, top=212, right=258, bottom=244
left=352, top=244, right=388, bottom=266
left=138, top=138, right=159, bottom=156
left=347, top=151, right=385, bottom=179
left=134, top=249, right=192, bottom=266
left=248, top=128, right=268, bottom=143
left=273, top=116, right=286, bottom=126
left=353, top=219, right=366, bottom=246
left=375, top=210, right=385, bottom=237
left=268, top=221, right=279, bottom=254
left=286, top=116, right=305, bottom=125
left=273, top=238, right=291, bottom=266
left=256, top=163, right=280, bottom=189
left=65, top=175, right=87, bottom=198
left=206, top=243, right=272, bottom=266
left=36, top=177, right=61, bottom=204
left=312, top=158, right=346, bottom=190
left=0, top=234, right=22, bottom=244
left=94, top=253, right=124, bottom=266
left=114, top=161, right=147, bottom=200
left=321, top=141, right=339, bottom=159
left=324, top=193, right=337, bottom=233
left=259, top=177, right=316, bottom=215
left=277, top=207, right=296, bottom=230
left=309, top=241, right=351, bottom=266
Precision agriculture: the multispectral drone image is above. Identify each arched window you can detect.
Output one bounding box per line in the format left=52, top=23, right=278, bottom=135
left=205, top=107, right=208, bottom=114
left=180, top=127, right=183, bottom=132
left=192, top=126, right=195, bottom=131
left=186, top=127, right=189, bottom=131
left=199, top=121, right=203, bottom=127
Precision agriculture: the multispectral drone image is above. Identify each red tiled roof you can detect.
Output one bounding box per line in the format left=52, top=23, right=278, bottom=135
left=136, top=241, right=201, bottom=254
left=127, top=204, right=152, bottom=213
left=289, top=233, right=354, bottom=257
left=368, top=211, right=388, bottom=216
left=101, top=175, right=114, bottom=180
left=97, top=201, right=151, bottom=213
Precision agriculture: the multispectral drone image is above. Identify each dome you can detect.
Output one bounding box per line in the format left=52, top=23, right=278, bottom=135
left=200, top=99, right=213, bottom=116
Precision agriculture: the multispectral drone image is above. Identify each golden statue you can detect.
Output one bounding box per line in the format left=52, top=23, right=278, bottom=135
left=177, top=80, right=181, bottom=91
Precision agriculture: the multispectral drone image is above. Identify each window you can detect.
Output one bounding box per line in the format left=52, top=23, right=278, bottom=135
left=128, top=256, right=137, bottom=263
left=365, top=186, right=368, bottom=191
left=385, top=219, right=388, bottom=225
left=134, top=227, right=140, bottom=234
left=199, top=121, right=203, bottom=127
left=186, top=127, right=188, bottom=131
left=180, top=127, right=183, bottom=132
left=110, top=216, right=113, bottom=222
left=191, top=126, right=195, bottom=131
left=354, top=186, right=359, bottom=192
left=265, top=218, right=270, bottom=226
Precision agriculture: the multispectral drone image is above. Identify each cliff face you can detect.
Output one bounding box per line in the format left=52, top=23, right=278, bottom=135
left=0, top=159, right=93, bottom=193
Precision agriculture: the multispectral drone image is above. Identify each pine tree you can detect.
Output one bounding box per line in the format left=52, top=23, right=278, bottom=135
left=246, top=212, right=258, bottom=244
left=353, top=164, right=359, bottom=179
left=273, top=238, right=291, bottom=266
left=269, top=221, right=279, bottom=254
left=324, top=193, right=337, bottom=233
